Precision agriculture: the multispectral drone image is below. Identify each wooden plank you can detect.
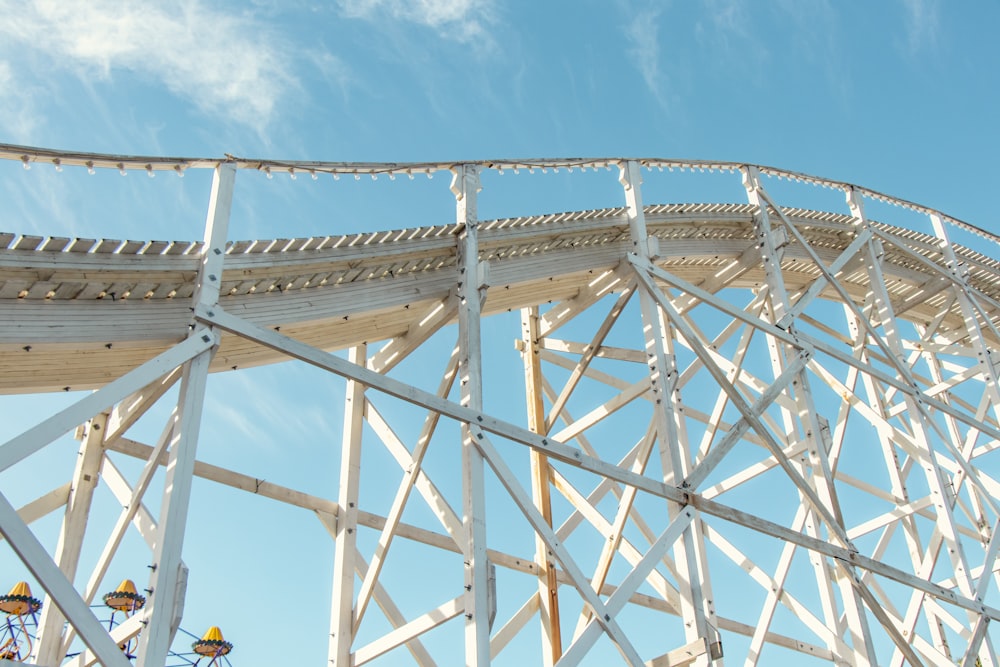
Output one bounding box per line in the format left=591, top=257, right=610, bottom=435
left=41, top=237, right=70, bottom=251
left=0, top=491, right=133, bottom=667
left=329, top=345, right=366, bottom=666
left=93, top=239, right=122, bottom=253
left=13, top=235, right=44, bottom=250
left=476, top=431, right=646, bottom=665
left=522, top=306, right=563, bottom=664
left=352, top=353, right=459, bottom=633
left=0, top=333, right=214, bottom=472
left=197, top=304, right=1000, bottom=622
left=0, top=483, right=70, bottom=543
left=646, top=638, right=717, bottom=667
left=353, top=596, right=464, bottom=666
left=67, top=238, right=96, bottom=253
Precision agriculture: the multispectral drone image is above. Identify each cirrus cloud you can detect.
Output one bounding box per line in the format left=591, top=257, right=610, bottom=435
left=0, top=0, right=309, bottom=132
left=339, top=0, right=496, bottom=44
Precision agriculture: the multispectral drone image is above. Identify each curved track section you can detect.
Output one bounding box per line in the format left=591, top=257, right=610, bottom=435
left=4, top=203, right=999, bottom=394
left=2, top=146, right=999, bottom=666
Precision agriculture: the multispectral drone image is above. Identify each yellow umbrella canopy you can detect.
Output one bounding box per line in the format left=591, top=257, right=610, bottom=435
left=102, top=579, right=146, bottom=612
left=0, top=582, right=41, bottom=616
left=192, top=626, right=233, bottom=657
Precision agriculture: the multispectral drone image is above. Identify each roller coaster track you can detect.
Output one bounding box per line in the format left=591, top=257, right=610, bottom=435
left=1, top=145, right=999, bottom=666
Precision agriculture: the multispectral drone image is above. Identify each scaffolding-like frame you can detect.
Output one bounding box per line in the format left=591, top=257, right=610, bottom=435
left=1, top=145, right=999, bottom=666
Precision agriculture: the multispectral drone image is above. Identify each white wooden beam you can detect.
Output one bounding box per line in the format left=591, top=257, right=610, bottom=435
left=35, top=413, right=109, bottom=666
left=559, top=507, right=695, bottom=665
left=490, top=592, right=541, bottom=659
left=353, top=350, right=458, bottom=633
left=745, top=169, right=874, bottom=664
left=64, top=613, right=143, bottom=667
left=0, top=483, right=70, bottom=542
left=453, top=164, right=492, bottom=665
left=330, top=344, right=366, bottom=666
left=544, top=284, right=635, bottom=432
left=194, top=305, right=1000, bottom=621
left=80, top=411, right=178, bottom=609
left=365, top=400, right=464, bottom=545
left=137, top=162, right=234, bottom=665
left=353, top=595, right=464, bottom=666
left=0, top=332, right=213, bottom=473
left=475, top=430, right=645, bottom=665
left=0, top=490, right=132, bottom=667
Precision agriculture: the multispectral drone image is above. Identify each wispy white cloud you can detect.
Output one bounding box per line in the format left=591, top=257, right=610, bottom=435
left=694, top=0, right=769, bottom=75
left=701, top=0, right=753, bottom=51
left=339, top=0, right=496, bottom=44
left=0, top=0, right=318, bottom=133
left=0, top=59, right=41, bottom=141
left=899, top=0, right=940, bottom=54
left=207, top=369, right=338, bottom=455
left=624, top=7, right=671, bottom=110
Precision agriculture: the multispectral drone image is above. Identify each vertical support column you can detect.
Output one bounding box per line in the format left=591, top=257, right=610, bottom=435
left=137, top=161, right=235, bottom=665
left=742, top=168, right=875, bottom=664
left=34, top=413, right=108, bottom=666
left=928, top=214, right=1000, bottom=420
left=620, top=161, right=720, bottom=662
left=848, top=191, right=982, bottom=666
left=453, top=165, right=491, bottom=665
left=329, top=344, right=366, bottom=665
left=520, top=306, right=562, bottom=665
left=929, top=215, right=1000, bottom=664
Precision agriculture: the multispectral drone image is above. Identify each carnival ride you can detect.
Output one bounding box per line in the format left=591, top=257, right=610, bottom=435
left=0, top=578, right=230, bottom=665
left=0, top=144, right=998, bottom=665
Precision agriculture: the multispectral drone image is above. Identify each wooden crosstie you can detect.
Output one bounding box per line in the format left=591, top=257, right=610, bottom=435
left=1, top=145, right=999, bottom=665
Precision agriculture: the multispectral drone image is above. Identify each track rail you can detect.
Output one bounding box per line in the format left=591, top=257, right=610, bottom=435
left=3, top=143, right=998, bottom=246
left=3, top=198, right=999, bottom=393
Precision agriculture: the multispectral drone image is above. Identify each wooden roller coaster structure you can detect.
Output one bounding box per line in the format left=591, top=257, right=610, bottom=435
left=1, top=144, right=999, bottom=665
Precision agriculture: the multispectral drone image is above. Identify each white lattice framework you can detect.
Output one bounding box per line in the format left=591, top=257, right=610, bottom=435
left=1, top=144, right=999, bottom=666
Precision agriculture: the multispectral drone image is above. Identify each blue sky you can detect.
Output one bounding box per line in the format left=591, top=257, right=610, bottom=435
left=1, top=1, right=999, bottom=664
left=1, top=0, right=998, bottom=227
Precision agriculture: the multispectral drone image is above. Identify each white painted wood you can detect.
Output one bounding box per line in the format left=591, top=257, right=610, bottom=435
left=368, top=296, right=458, bottom=374
left=365, top=399, right=464, bottom=544
left=104, top=366, right=182, bottom=442
left=490, top=592, right=540, bottom=659
left=0, top=483, right=70, bottom=540
left=352, top=351, right=458, bottom=633
left=559, top=507, right=695, bottom=665
left=35, top=413, right=109, bottom=666
left=959, top=614, right=990, bottom=667
left=544, top=284, right=635, bottom=432
left=81, top=409, right=178, bottom=607
left=850, top=192, right=992, bottom=667
left=454, top=164, right=492, bottom=666
left=330, top=344, right=366, bottom=666
left=352, top=543, right=438, bottom=667
left=745, top=170, right=875, bottom=664
left=8, top=148, right=994, bottom=664
left=682, top=352, right=808, bottom=491
left=63, top=613, right=143, bottom=667
left=198, top=304, right=1000, bottom=623
left=137, top=163, right=234, bottom=665
left=631, top=262, right=852, bottom=550
left=135, top=349, right=213, bottom=665
left=0, top=332, right=213, bottom=472
left=353, top=595, right=464, bottom=666
left=646, top=638, right=712, bottom=667
left=575, top=426, right=657, bottom=638
left=474, top=431, right=645, bottom=666
left=0, top=490, right=132, bottom=667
